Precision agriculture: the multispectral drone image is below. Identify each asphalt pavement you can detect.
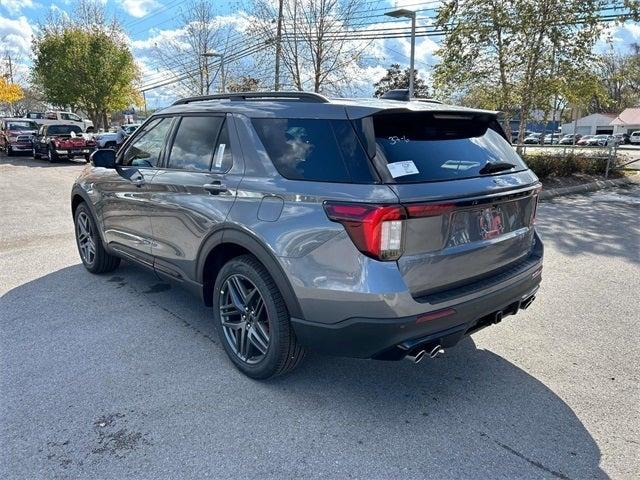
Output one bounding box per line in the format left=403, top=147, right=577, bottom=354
left=1, top=154, right=639, bottom=479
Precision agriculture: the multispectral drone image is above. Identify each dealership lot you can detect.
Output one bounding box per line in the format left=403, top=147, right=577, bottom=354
left=1, top=155, right=639, bottom=479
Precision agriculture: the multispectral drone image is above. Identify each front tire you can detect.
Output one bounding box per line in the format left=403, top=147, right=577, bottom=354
left=7, top=145, right=13, bottom=156
left=32, top=146, right=41, bottom=159
left=213, top=255, right=305, bottom=379
left=74, top=203, right=120, bottom=274
left=47, top=145, right=58, bottom=163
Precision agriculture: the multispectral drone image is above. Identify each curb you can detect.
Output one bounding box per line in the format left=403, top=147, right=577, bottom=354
left=539, top=177, right=636, bottom=200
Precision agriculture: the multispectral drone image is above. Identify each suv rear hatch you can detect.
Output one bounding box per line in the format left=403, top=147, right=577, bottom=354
left=351, top=109, right=540, bottom=298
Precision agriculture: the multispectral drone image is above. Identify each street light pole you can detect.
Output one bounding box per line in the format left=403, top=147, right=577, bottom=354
left=385, top=8, right=417, bottom=99
left=202, top=52, right=225, bottom=94
left=409, top=14, right=416, bottom=99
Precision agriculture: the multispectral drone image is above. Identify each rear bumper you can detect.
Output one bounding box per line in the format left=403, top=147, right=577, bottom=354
left=291, top=258, right=542, bottom=359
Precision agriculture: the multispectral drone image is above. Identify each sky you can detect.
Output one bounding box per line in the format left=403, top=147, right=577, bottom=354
left=1, top=0, right=640, bottom=109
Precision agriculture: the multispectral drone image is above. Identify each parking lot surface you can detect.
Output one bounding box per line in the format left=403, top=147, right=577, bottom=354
left=1, top=155, right=639, bottom=479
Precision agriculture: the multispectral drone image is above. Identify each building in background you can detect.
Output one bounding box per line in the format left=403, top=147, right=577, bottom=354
left=560, top=113, right=617, bottom=136
left=610, top=107, right=640, bottom=134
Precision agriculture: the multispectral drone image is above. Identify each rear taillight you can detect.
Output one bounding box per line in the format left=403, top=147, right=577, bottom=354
left=531, top=192, right=540, bottom=225
left=323, top=202, right=406, bottom=261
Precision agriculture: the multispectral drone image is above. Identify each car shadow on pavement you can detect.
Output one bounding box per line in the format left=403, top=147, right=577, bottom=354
left=537, top=189, right=640, bottom=264
left=1, top=263, right=607, bottom=480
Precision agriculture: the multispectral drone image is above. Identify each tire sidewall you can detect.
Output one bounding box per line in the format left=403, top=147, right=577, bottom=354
left=74, top=204, right=100, bottom=272
left=212, top=258, right=285, bottom=379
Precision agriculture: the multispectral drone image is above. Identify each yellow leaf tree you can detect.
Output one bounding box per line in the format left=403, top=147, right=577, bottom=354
left=0, top=78, right=24, bottom=105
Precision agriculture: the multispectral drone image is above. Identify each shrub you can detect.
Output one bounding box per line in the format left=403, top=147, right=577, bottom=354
left=521, top=153, right=610, bottom=179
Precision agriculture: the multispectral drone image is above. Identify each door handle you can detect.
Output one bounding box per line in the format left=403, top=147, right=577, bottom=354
left=203, top=182, right=227, bottom=194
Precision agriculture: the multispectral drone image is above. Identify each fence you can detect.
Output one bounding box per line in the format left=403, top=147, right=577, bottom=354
left=514, top=143, right=623, bottom=178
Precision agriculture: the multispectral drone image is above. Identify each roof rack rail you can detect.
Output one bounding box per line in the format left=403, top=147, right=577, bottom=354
left=172, top=91, right=330, bottom=105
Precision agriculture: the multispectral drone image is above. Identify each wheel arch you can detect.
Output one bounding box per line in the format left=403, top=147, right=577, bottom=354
left=198, top=227, right=303, bottom=319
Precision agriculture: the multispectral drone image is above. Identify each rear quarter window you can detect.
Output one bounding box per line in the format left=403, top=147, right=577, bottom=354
left=251, top=118, right=376, bottom=183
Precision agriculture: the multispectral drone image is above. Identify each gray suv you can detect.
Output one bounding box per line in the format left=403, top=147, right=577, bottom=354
left=71, top=92, right=543, bottom=379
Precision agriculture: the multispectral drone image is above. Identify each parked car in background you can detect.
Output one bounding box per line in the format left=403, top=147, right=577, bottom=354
left=510, top=130, right=533, bottom=143
left=584, top=134, right=613, bottom=146
left=25, top=111, right=94, bottom=132
left=612, top=133, right=630, bottom=145
left=543, top=133, right=562, bottom=144
left=523, top=133, right=543, bottom=144
left=71, top=91, right=543, bottom=379
left=576, top=135, right=595, bottom=145
left=0, top=118, right=39, bottom=155
left=630, top=131, right=640, bottom=144
left=94, top=124, right=141, bottom=149
left=32, top=124, right=96, bottom=162
left=559, top=134, right=582, bottom=145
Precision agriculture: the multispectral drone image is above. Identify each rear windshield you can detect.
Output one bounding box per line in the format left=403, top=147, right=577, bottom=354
left=48, top=125, right=83, bottom=135
left=354, top=112, right=527, bottom=183
left=251, top=118, right=377, bottom=183
left=7, top=121, right=37, bottom=130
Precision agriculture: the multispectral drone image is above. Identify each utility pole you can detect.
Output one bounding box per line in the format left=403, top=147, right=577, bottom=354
left=274, top=0, right=284, bottom=91
left=7, top=54, right=14, bottom=82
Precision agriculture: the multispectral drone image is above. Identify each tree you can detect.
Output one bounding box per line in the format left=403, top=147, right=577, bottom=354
left=433, top=0, right=612, bottom=142
left=0, top=77, right=23, bottom=105
left=251, top=0, right=371, bottom=93
left=373, top=64, right=430, bottom=98
left=151, top=1, right=231, bottom=96
left=590, top=44, right=640, bottom=113
left=227, top=76, right=261, bottom=92
left=32, top=1, right=140, bottom=130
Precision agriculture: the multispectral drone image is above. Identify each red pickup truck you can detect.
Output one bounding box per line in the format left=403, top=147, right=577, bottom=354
left=32, top=124, right=96, bottom=162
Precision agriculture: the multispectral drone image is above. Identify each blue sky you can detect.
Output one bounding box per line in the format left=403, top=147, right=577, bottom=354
left=1, top=0, right=639, bottom=109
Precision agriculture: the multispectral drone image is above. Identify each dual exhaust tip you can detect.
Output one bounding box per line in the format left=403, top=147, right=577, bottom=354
left=405, top=344, right=444, bottom=364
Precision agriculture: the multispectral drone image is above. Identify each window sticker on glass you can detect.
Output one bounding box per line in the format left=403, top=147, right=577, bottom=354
left=386, top=160, right=419, bottom=178
left=214, top=143, right=226, bottom=168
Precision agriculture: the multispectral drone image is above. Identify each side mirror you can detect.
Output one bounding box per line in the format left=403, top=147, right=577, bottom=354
left=91, top=149, right=117, bottom=168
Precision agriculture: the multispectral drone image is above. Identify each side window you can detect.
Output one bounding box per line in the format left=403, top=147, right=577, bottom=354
left=167, top=116, right=224, bottom=171
left=121, top=118, right=173, bottom=167
left=60, top=113, right=70, bottom=120
left=69, top=113, right=81, bottom=122
left=251, top=118, right=373, bottom=183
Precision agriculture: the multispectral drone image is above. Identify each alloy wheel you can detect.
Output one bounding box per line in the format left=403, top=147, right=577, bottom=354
left=76, top=211, right=96, bottom=265
left=219, top=274, right=270, bottom=364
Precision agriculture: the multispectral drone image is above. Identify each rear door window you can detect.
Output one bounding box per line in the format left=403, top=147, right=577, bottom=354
left=167, top=116, right=224, bottom=171
left=251, top=118, right=376, bottom=183
left=355, top=113, right=528, bottom=183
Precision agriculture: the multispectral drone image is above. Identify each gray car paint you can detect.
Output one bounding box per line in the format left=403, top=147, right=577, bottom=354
left=72, top=96, right=542, bottom=349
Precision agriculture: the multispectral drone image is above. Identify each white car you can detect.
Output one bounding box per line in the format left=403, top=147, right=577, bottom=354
left=630, top=131, right=640, bottom=145
left=25, top=111, right=94, bottom=133
left=94, top=124, right=141, bottom=149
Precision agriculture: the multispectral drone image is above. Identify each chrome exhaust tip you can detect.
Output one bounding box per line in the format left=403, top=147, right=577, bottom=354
left=428, top=344, right=444, bottom=358
left=405, top=349, right=427, bottom=364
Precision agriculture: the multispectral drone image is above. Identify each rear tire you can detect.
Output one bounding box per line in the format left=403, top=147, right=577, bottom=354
left=74, top=203, right=120, bottom=274
left=213, top=254, right=305, bottom=379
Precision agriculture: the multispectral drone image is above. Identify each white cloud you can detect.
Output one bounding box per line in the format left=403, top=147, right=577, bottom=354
left=0, top=15, right=34, bottom=57
left=118, top=0, right=160, bottom=18
left=625, top=22, right=640, bottom=40
left=1, top=0, right=36, bottom=16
